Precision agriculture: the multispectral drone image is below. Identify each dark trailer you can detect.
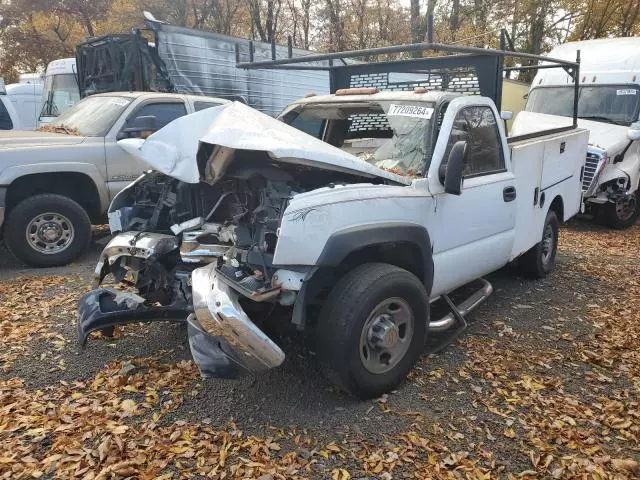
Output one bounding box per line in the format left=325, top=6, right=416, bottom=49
left=75, top=18, right=331, bottom=116
left=237, top=30, right=581, bottom=141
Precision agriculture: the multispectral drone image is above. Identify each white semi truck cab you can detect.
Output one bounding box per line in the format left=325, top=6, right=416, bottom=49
left=39, top=58, right=80, bottom=126
left=0, top=78, right=43, bottom=131
left=522, top=38, right=640, bottom=228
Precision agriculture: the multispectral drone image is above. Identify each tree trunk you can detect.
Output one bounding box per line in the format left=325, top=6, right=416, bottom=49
left=450, top=0, right=460, bottom=34
left=410, top=0, right=421, bottom=43
left=248, top=0, right=268, bottom=41
left=81, top=8, right=94, bottom=36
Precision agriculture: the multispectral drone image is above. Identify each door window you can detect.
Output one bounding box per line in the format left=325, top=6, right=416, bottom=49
left=126, top=102, right=187, bottom=137
left=193, top=100, right=223, bottom=112
left=444, top=106, right=505, bottom=177
left=0, top=100, right=13, bottom=130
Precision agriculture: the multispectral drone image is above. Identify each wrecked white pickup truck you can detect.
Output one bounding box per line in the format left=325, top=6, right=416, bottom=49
left=78, top=45, right=588, bottom=398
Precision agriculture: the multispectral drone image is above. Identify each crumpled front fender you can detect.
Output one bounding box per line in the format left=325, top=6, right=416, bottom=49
left=190, top=263, right=285, bottom=374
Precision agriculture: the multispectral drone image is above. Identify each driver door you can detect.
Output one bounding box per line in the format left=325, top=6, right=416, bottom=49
left=104, top=99, right=188, bottom=199
left=429, top=101, right=516, bottom=297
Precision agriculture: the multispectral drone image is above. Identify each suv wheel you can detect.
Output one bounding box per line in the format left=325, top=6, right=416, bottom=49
left=5, top=194, right=92, bottom=267
left=315, top=263, right=429, bottom=399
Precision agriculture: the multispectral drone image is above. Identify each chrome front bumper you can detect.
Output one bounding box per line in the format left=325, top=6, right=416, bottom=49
left=93, top=231, right=179, bottom=286
left=190, top=263, right=285, bottom=375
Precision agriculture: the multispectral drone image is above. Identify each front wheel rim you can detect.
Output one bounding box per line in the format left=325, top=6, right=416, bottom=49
left=615, top=195, right=637, bottom=221
left=359, top=297, right=414, bottom=375
left=25, top=212, right=75, bottom=255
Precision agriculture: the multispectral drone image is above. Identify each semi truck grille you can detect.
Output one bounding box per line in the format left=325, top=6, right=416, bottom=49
left=582, top=151, right=602, bottom=193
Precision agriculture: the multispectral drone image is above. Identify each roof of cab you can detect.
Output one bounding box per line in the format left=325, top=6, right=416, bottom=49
left=6, top=83, right=43, bottom=96
left=289, top=89, right=459, bottom=106
left=90, top=91, right=231, bottom=104
left=533, top=37, right=640, bottom=87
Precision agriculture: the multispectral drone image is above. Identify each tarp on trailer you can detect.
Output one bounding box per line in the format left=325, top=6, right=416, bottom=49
left=145, top=20, right=330, bottom=116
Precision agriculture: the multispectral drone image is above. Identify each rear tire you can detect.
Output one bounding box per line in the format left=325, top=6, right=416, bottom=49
left=315, top=263, right=429, bottom=399
left=519, top=210, right=559, bottom=279
left=603, top=193, right=639, bottom=229
left=5, top=194, right=92, bottom=267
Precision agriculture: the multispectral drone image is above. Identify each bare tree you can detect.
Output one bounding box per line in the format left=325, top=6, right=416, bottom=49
left=246, top=0, right=283, bottom=42
left=325, top=0, right=346, bottom=51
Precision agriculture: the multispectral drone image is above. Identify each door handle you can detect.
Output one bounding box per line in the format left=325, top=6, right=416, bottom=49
left=503, top=186, right=517, bottom=202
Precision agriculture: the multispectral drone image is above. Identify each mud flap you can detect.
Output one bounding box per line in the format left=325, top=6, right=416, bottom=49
left=77, top=288, right=190, bottom=346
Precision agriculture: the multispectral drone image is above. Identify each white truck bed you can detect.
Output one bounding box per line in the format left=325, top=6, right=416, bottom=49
left=508, top=127, right=588, bottom=260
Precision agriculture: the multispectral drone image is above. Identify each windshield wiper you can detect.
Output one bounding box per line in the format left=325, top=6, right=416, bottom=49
left=578, top=115, right=625, bottom=126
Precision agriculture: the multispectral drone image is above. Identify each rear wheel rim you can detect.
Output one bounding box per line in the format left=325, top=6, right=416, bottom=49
left=359, top=297, right=414, bottom=375
left=25, top=212, right=75, bottom=255
left=541, top=223, right=555, bottom=265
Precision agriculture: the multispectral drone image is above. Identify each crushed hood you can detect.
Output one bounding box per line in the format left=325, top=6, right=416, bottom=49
left=511, top=111, right=631, bottom=153
left=0, top=130, right=87, bottom=149
left=119, top=102, right=409, bottom=185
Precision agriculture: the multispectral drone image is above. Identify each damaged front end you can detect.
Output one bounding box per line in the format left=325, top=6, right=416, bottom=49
left=78, top=167, right=304, bottom=377
left=78, top=101, right=408, bottom=378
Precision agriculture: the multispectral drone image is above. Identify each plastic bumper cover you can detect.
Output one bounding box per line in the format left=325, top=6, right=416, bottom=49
left=190, top=263, right=285, bottom=376
left=77, top=288, right=190, bottom=346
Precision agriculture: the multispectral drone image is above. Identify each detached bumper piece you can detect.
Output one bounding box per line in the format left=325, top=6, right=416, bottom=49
left=189, top=263, right=285, bottom=377
left=77, top=288, right=190, bottom=346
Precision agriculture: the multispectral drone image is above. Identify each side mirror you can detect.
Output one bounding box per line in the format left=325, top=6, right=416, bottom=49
left=501, top=111, right=513, bottom=121
left=118, top=115, right=157, bottom=139
left=127, top=115, right=156, bottom=132
left=627, top=128, right=640, bottom=142
left=439, top=141, right=467, bottom=195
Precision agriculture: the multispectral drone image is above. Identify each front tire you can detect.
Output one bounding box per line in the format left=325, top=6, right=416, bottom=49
left=519, top=210, right=559, bottom=279
left=5, top=194, right=92, bottom=267
left=315, top=263, right=429, bottom=399
left=603, top=193, right=639, bottom=229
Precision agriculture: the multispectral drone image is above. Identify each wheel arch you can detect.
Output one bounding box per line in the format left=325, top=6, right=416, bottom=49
left=6, top=172, right=103, bottom=222
left=315, top=223, right=434, bottom=294
left=548, top=195, right=564, bottom=223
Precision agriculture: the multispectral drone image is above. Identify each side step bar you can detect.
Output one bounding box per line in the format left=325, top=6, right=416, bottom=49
left=429, top=278, right=493, bottom=333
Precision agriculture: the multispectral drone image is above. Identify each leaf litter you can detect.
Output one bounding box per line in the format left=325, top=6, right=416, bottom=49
left=0, top=222, right=639, bottom=478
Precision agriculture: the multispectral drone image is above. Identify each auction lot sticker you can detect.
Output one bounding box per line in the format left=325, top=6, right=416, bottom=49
left=388, top=104, right=434, bottom=119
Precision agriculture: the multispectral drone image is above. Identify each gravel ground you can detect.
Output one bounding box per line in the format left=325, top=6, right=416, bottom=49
left=1, top=218, right=639, bottom=479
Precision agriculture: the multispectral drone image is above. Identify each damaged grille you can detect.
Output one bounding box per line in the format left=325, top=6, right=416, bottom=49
left=582, top=151, right=602, bottom=193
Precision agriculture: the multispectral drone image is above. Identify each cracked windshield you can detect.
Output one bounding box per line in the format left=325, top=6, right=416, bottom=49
left=282, top=100, right=434, bottom=176
left=38, top=95, right=133, bottom=136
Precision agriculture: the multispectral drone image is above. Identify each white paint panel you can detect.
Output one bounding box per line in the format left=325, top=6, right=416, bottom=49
left=429, top=172, right=516, bottom=297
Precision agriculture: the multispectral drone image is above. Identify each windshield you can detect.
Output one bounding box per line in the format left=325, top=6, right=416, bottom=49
left=40, top=74, right=81, bottom=118
left=526, top=85, right=640, bottom=125
left=280, top=100, right=434, bottom=176
left=39, top=96, right=132, bottom=136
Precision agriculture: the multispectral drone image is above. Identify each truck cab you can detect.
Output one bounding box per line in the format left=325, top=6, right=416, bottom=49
left=0, top=79, right=22, bottom=130
left=39, top=58, right=80, bottom=126
left=4, top=81, right=43, bottom=130
left=521, top=38, right=640, bottom=228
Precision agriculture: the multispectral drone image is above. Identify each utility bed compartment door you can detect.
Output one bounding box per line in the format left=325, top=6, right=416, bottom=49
left=509, top=139, right=544, bottom=259
left=540, top=129, right=588, bottom=222
left=509, top=129, right=588, bottom=260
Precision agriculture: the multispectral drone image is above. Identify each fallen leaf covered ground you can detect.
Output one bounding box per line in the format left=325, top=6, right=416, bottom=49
left=0, top=220, right=638, bottom=479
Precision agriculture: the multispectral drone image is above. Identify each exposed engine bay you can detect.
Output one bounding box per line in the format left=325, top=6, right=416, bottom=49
left=99, top=154, right=374, bottom=310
